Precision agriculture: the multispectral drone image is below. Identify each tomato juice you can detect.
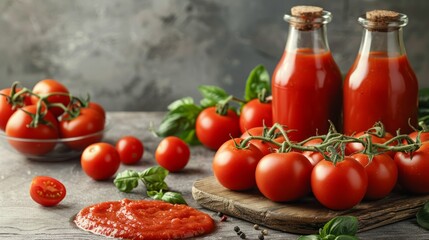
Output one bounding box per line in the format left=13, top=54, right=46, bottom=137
left=272, top=48, right=342, bottom=141
left=343, top=52, right=418, bottom=135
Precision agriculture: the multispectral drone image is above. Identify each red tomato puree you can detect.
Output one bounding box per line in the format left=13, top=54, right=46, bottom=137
left=74, top=199, right=215, bottom=239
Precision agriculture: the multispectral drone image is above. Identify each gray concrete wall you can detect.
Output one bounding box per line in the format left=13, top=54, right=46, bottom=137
left=0, top=0, right=428, bottom=111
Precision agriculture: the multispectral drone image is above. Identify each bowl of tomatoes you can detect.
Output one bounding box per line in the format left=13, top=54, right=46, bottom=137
left=0, top=79, right=108, bottom=161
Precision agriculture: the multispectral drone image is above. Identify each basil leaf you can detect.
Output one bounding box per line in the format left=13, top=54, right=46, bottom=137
left=297, top=235, right=322, bottom=240
left=113, top=170, right=141, bottom=193
left=140, top=166, right=169, bottom=183
left=147, top=190, right=164, bottom=200
left=145, top=181, right=169, bottom=192
left=417, top=201, right=429, bottom=230
left=161, top=191, right=187, bottom=205
left=244, top=65, right=270, bottom=101
left=320, top=216, right=358, bottom=237
left=156, top=97, right=201, bottom=144
left=198, top=85, right=229, bottom=108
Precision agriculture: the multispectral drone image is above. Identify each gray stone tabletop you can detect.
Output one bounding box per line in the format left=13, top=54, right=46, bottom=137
left=0, top=112, right=427, bottom=239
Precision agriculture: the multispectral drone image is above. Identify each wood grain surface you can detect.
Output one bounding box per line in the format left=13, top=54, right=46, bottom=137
left=193, top=176, right=429, bottom=235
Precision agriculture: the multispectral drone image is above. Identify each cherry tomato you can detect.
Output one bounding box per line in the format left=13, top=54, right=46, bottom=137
left=256, top=152, right=313, bottom=202
left=0, top=88, right=31, bottom=131
left=345, top=131, right=395, bottom=157
left=31, top=79, right=70, bottom=117
left=302, top=138, right=324, bottom=166
left=239, top=99, right=273, bottom=133
left=29, top=176, right=66, bottom=207
left=155, top=136, right=190, bottom=172
left=212, top=138, right=263, bottom=191
left=81, top=143, right=120, bottom=180
left=5, top=105, right=59, bottom=155
left=240, top=127, right=280, bottom=156
left=351, top=153, right=397, bottom=200
left=60, top=108, right=105, bottom=150
left=196, top=107, right=241, bottom=150
left=311, top=157, right=368, bottom=210
left=394, top=143, right=429, bottom=194
left=116, top=136, right=144, bottom=165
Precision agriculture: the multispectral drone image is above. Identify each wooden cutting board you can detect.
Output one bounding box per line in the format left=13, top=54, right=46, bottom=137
left=192, top=176, right=429, bottom=234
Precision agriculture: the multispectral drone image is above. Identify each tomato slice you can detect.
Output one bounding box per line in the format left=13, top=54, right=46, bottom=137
left=30, top=176, right=66, bottom=207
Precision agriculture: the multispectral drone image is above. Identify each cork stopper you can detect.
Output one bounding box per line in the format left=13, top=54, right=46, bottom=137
left=364, top=10, right=402, bottom=31
left=366, top=10, right=400, bottom=22
left=289, top=6, right=325, bottom=31
left=291, top=6, right=323, bottom=18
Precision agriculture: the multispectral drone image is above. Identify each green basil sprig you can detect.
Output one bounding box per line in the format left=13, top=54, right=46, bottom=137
left=113, top=166, right=187, bottom=205
left=244, top=64, right=270, bottom=102
left=155, top=65, right=270, bottom=145
left=298, top=216, right=359, bottom=240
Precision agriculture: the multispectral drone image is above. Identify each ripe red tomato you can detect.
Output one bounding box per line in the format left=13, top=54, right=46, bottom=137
left=31, top=79, right=70, bottom=117
left=345, top=131, right=395, bottom=157
left=302, top=138, right=324, bottom=166
left=406, top=131, right=429, bottom=144
left=394, top=143, right=429, bottom=194
left=0, top=88, right=31, bottom=131
left=5, top=105, right=59, bottom=155
left=256, top=152, right=313, bottom=202
left=351, top=153, right=397, bottom=200
left=60, top=108, right=105, bottom=150
left=196, top=107, right=241, bottom=150
left=81, top=143, right=120, bottom=180
left=311, top=157, right=368, bottom=210
left=155, top=136, right=190, bottom=172
left=239, top=99, right=272, bottom=133
left=87, top=102, right=106, bottom=119
left=29, top=176, right=66, bottom=207
left=212, top=138, right=263, bottom=191
left=116, top=136, right=144, bottom=165
left=240, top=127, right=280, bottom=155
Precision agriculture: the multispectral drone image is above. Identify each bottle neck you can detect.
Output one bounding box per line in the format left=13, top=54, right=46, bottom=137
left=285, top=25, right=330, bottom=54
left=359, top=28, right=406, bottom=57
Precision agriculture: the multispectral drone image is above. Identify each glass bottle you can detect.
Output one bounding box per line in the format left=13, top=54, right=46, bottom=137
left=272, top=6, right=342, bottom=142
left=343, top=10, right=418, bottom=135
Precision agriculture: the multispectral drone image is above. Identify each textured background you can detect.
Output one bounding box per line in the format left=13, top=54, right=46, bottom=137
left=0, top=0, right=427, bottom=111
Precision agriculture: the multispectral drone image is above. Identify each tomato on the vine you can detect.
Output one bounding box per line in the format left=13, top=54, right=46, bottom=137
left=256, top=152, right=312, bottom=202
left=239, top=99, right=272, bottom=133
left=196, top=106, right=241, bottom=150
left=406, top=131, right=429, bottom=144
left=302, top=138, right=324, bottom=166
left=81, top=143, right=120, bottom=180
left=345, top=131, right=395, bottom=157
left=240, top=127, right=280, bottom=156
left=87, top=102, right=106, bottom=119
left=212, top=138, right=263, bottom=191
left=311, top=157, right=368, bottom=210
left=351, top=153, right=397, bottom=200
left=30, top=176, right=66, bottom=207
left=155, top=136, right=190, bottom=172
left=116, top=136, right=144, bottom=165
left=0, top=88, right=31, bottom=131
left=31, top=79, right=70, bottom=117
left=60, top=108, right=105, bottom=150
left=394, top=143, right=429, bottom=194
left=5, top=105, right=59, bottom=155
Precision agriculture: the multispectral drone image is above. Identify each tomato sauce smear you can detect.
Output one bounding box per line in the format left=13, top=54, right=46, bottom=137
left=74, top=199, right=215, bottom=239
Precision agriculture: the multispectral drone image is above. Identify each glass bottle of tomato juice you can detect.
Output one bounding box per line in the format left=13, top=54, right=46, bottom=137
left=343, top=10, right=418, bottom=135
left=272, top=6, right=342, bottom=141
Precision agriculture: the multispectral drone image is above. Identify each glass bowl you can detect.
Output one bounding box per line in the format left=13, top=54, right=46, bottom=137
left=0, top=122, right=109, bottom=162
